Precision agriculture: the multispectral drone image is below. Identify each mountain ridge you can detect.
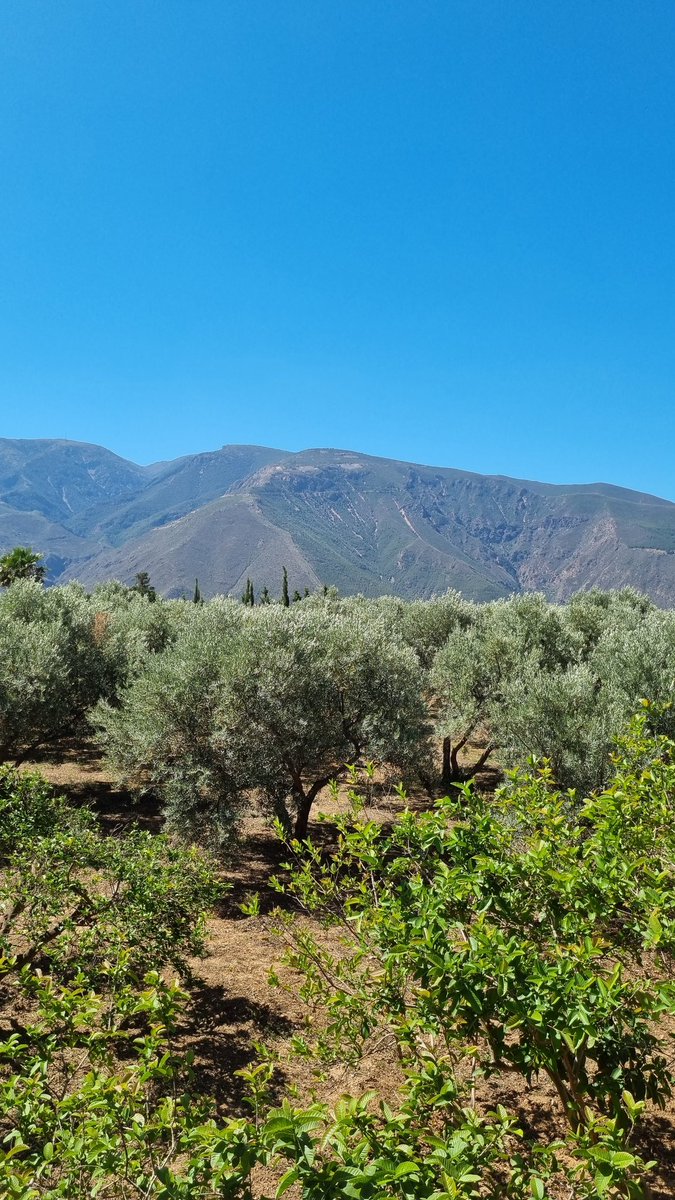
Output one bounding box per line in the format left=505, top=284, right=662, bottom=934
left=1, top=437, right=674, bottom=604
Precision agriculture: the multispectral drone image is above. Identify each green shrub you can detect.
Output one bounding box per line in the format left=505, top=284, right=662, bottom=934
left=265, top=709, right=675, bottom=1197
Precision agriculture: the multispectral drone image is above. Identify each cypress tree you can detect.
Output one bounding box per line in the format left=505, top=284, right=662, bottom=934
left=260, top=586, right=271, bottom=605
left=193, top=578, right=201, bottom=604
left=293, top=590, right=302, bottom=603
left=281, top=566, right=290, bottom=607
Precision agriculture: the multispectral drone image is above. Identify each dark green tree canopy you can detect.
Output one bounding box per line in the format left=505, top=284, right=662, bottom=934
left=0, top=545, right=46, bottom=587
left=131, top=570, right=157, bottom=601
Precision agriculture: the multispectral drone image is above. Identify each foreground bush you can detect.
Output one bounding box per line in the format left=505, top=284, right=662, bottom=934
left=0, top=773, right=580, bottom=1198
left=265, top=705, right=675, bottom=1198
left=0, top=768, right=231, bottom=1197
left=2, top=711, right=675, bottom=1197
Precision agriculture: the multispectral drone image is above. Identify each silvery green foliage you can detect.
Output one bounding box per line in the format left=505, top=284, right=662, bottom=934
left=0, top=579, right=188, bottom=762
left=494, top=662, right=627, bottom=793
left=589, top=606, right=675, bottom=718
left=95, top=600, right=430, bottom=842
left=89, top=580, right=185, bottom=690
left=506, top=598, right=675, bottom=791
left=432, top=587, right=675, bottom=792
left=565, top=586, right=654, bottom=656
left=431, top=593, right=573, bottom=752
left=93, top=598, right=247, bottom=844
left=368, top=590, right=475, bottom=670
left=0, top=580, right=104, bottom=761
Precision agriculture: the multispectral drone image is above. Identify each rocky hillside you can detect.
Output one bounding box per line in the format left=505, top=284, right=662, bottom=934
left=2, top=438, right=675, bottom=603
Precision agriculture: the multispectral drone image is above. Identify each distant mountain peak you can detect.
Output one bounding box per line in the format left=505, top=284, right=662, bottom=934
left=1, top=438, right=674, bottom=605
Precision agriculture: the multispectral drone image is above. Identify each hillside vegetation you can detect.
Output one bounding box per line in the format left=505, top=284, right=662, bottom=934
left=1, top=580, right=675, bottom=1196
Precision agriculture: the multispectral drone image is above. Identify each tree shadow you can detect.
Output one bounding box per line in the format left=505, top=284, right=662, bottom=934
left=179, top=979, right=299, bottom=1113
left=84, top=786, right=163, bottom=835
left=21, top=734, right=164, bottom=835
left=634, top=1112, right=675, bottom=1198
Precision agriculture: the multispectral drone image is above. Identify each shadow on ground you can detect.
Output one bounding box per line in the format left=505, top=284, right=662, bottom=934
left=180, top=978, right=298, bottom=1113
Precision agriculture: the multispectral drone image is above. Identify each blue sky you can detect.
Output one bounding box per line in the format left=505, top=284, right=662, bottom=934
left=1, top=1, right=674, bottom=496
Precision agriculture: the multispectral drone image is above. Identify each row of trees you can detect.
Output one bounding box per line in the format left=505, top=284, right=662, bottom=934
left=1, top=575, right=675, bottom=839
left=0, top=544, right=310, bottom=606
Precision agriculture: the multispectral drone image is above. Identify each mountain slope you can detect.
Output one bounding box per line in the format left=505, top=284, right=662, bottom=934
left=0, top=439, right=149, bottom=523
left=2, top=439, right=675, bottom=604
left=63, top=493, right=321, bottom=599
left=72, top=444, right=288, bottom=545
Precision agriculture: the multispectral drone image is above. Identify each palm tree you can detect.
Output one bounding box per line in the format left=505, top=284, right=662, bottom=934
left=0, top=546, right=46, bottom=587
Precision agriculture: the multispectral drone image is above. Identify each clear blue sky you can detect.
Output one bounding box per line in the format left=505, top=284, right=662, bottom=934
left=2, top=2, right=674, bottom=496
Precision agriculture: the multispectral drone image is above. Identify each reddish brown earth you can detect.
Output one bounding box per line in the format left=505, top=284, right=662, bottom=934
left=20, top=739, right=675, bottom=1199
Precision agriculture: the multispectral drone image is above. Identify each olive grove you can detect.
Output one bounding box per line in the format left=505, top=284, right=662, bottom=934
left=1, top=576, right=675, bottom=841
left=2, top=572, right=675, bottom=1195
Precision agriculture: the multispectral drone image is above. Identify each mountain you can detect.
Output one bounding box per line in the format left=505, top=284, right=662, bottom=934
left=1, top=438, right=675, bottom=604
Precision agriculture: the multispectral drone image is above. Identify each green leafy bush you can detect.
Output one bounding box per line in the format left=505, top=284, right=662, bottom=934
left=2, top=713, right=674, bottom=1197
left=264, top=709, right=675, bottom=1197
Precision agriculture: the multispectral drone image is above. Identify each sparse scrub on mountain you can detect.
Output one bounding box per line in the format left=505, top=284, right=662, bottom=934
left=6, top=439, right=675, bottom=603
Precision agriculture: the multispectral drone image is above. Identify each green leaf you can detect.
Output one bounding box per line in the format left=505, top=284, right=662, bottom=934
left=276, top=1167, right=300, bottom=1196
left=393, top=1163, right=420, bottom=1178
left=610, top=1152, right=636, bottom=1168
left=647, top=911, right=663, bottom=946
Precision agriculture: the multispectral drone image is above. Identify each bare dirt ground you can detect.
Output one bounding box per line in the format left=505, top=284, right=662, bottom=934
left=20, top=739, right=675, bottom=1198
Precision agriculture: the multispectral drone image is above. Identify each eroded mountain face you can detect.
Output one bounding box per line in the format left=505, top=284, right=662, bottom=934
left=1, top=438, right=674, bottom=603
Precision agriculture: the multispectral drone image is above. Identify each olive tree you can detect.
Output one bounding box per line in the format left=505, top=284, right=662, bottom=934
left=369, top=590, right=475, bottom=671
left=93, top=598, right=247, bottom=843
left=497, top=601, right=675, bottom=793
left=565, top=586, right=654, bottom=656
left=432, top=593, right=577, bottom=785
left=0, top=580, right=107, bottom=761
left=433, top=588, right=675, bottom=794
left=493, top=661, right=626, bottom=793
left=95, top=601, right=431, bottom=841
left=89, top=580, right=184, bottom=692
